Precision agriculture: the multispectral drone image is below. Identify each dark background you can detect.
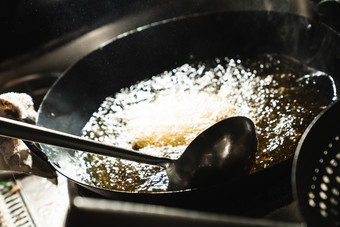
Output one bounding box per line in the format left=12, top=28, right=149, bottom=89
left=0, top=0, right=162, bottom=63
left=0, top=0, right=338, bottom=71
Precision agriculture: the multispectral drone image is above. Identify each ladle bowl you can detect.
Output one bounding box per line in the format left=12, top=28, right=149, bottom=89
left=167, top=116, right=257, bottom=190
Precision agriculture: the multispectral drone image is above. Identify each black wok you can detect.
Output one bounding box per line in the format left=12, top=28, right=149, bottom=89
left=37, top=11, right=340, bottom=216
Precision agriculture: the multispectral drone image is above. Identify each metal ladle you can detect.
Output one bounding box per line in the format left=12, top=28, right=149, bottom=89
left=0, top=116, right=257, bottom=190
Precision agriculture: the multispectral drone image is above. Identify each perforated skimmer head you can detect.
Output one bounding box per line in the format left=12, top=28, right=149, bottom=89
left=293, top=101, right=340, bottom=226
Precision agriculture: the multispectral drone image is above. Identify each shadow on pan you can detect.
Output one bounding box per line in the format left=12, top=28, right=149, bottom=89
left=36, top=11, right=340, bottom=217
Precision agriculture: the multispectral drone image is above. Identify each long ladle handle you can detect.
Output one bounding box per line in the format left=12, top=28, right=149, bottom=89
left=0, top=116, right=171, bottom=167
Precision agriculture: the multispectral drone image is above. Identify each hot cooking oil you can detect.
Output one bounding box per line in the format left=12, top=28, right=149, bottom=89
left=81, top=54, right=337, bottom=192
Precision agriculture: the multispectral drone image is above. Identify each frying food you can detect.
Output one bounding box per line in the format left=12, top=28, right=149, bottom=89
left=81, top=55, right=337, bottom=192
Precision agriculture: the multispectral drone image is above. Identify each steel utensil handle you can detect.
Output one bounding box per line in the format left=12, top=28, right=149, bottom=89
left=0, top=116, right=171, bottom=167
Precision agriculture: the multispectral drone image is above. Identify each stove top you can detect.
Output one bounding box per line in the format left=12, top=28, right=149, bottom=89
left=66, top=181, right=302, bottom=227
left=16, top=175, right=69, bottom=227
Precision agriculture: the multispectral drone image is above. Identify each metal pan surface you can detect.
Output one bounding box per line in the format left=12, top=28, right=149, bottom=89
left=37, top=10, right=340, bottom=216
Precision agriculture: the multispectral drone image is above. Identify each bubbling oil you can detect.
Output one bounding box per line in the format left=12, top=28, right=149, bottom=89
left=81, top=55, right=337, bottom=192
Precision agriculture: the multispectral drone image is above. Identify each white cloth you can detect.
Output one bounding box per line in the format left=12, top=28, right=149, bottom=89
left=0, top=92, right=57, bottom=181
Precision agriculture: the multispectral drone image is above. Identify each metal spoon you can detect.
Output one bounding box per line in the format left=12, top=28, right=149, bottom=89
left=0, top=116, right=257, bottom=190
